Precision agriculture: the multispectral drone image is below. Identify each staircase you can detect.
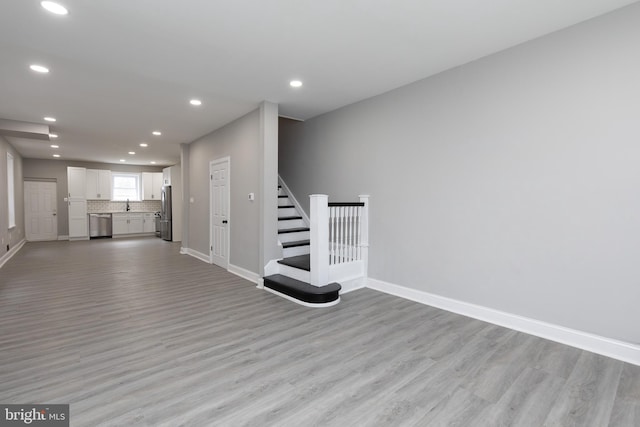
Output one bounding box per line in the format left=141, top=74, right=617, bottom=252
left=263, top=185, right=342, bottom=307
left=277, top=188, right=310, bottom=258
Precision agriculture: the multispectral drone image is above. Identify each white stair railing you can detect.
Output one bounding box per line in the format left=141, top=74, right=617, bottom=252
left=329, top=202, right=363, bottom=264
left=310, top=194, right=369, bottom=287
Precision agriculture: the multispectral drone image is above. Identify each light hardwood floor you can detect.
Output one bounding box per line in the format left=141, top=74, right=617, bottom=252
left=1, top=238, right=639, bottom=426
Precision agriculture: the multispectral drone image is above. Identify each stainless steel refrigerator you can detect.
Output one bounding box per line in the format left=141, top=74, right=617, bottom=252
left=160, top=185, right=172, bottom=241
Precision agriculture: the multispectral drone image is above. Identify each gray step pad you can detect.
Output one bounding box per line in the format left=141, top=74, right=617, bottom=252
left=263, top=274, right=341, bottom=304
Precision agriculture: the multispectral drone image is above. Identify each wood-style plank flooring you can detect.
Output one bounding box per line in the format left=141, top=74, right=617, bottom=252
left=1, top=238, right=639, bottom=426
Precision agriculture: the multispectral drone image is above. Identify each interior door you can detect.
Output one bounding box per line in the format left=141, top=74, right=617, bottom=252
left=210, top=158, right=229, bottom=268
left=24, top=181, right=58, bottom=241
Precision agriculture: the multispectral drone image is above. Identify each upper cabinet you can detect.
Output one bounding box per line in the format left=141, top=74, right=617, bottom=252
left=86, top=169, right=112, bottom=200
left=162, top=166, right=180, bottom=185
left=67, top=167, right=87, bottom=199
left=142, top=172, right=163, bottom=200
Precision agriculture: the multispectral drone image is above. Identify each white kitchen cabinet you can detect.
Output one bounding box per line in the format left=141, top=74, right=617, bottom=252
left=128, top=214, right=143, bottom=233
left=162, top=167, right=172, bottom=186
left=143, top=213, right=155, bottom=233
left=112, top=213, right=151, bottom=235
left=112, top=213, right=129, bottom=235
left=68, top=200, right=88, bottom=239
left=86, top=169, right=112, bottom=200
left=67, top=167, right=88, bottom=240
left=142, top=172, right=163, bottom=200
left=163, top=165, right=181, bottom=187
left=67, top=167, right=86, bottom=199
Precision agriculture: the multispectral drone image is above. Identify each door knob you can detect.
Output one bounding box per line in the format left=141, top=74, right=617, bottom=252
left=53, top=213, right=57, bottom=216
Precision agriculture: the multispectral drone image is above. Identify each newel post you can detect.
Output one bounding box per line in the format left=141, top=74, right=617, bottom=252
left=310, top=194, right=329, bottom=287
left=359, top=195, right=370, bottom=278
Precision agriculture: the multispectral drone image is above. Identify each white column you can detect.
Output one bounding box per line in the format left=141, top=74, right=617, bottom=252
left=259, top=101, right=279, bottom=278
left=310, top=194, right=329, bottom=287
left=359, top=195, right=370, bottom=279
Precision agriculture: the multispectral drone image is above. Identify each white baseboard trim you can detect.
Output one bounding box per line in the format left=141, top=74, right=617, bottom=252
left=182, top=248, right=260, bottom=286
left=263, top=286, right=340, bottom=308
left=182, top=247, right=211, bottom=264
left=228, top=263, right=261, bottom=285
left=58, top=235, right=69, bottom=241
left=339, top=276, right=367, bottom=294
left=366, top=278, right=640, bottom=366
left=182, top=249, right=261, bottom=287
left=0, top=239, right=26, bottom=269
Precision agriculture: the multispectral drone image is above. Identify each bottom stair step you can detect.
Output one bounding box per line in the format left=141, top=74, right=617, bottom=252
left=263, top=274, right=341, bottom=304
left=277, top=254, right=310, bottom=271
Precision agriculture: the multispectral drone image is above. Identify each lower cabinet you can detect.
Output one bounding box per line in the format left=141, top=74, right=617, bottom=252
left=112, top=213, right=147, bottom=236
left=143, top=213, right=155, bottom=233
left=129, top=214, right=143, bottom=233
left=112, top=214, right=129, bottom=235
left=68, top=200, right=88, bottom=239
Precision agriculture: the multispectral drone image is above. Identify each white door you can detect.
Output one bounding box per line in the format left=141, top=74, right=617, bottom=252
left=210, top=158, right=229, bottom=268
left=24, top=181, right=58, bottom=241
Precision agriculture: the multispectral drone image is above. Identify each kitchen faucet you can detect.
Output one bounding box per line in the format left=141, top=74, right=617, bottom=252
left=126, top=199, right=131, bottom=211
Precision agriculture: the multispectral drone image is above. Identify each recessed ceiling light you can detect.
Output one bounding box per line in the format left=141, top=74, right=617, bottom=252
left=30, top=64, right=49, bottom=73
left=190, top=99, right=202, bottom=106
left=52, top=154, right=60, bottom=158
left=128, top=151, right=136, bottom=155
left=120, top=159, right=126, bottom=162
left=44, top=117, right=56, bottom=122
left=152, top=131, right=161, bottom=136
left=49, top=133, right=58, bottom=138
left=41, top=1, right=68, bottom=15
left=150, top=161, right=156, bottom=165
left=139, top=143, right=148, bottom=147
left=50, top=144, right=59, bottom=148
left=290, top=80, right=303, bottom=88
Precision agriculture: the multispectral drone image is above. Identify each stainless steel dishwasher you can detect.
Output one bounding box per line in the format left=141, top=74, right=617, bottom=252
left=89, top=213, right=113, bottom=238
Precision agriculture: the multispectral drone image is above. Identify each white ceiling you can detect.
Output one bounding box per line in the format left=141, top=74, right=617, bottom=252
left=1, top=0, right=638, bottom=166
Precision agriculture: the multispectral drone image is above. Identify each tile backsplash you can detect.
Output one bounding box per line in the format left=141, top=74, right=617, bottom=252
left=87, top=200, right=161, bottom=213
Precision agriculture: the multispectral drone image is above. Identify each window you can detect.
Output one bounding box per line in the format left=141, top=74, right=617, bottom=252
left=111, top=173, right=141, bottom=201
left=7, top=153, right=15, bottom=228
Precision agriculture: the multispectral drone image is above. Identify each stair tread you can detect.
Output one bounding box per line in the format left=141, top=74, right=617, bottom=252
left=278, top=216, right=302, bottom=220
left=278, top=254, right=310, bottom=271
left=264, top=274, right=341, bottom=304
left=282, top=239, right=310, bottom=248
left=278, top=227, right=310, bottom=234
left=278, top=195, right=288, bottom=198
left=278, top=205, right=295, bottom=209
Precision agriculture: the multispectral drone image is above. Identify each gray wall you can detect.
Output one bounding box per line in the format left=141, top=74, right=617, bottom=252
left=22, top=158, right=163, bottom=236
left=0, top=136, right=25, bottom=254
left=186, top=108, right=261, bottom=273
left=280, top=4, right=640, bottom=344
